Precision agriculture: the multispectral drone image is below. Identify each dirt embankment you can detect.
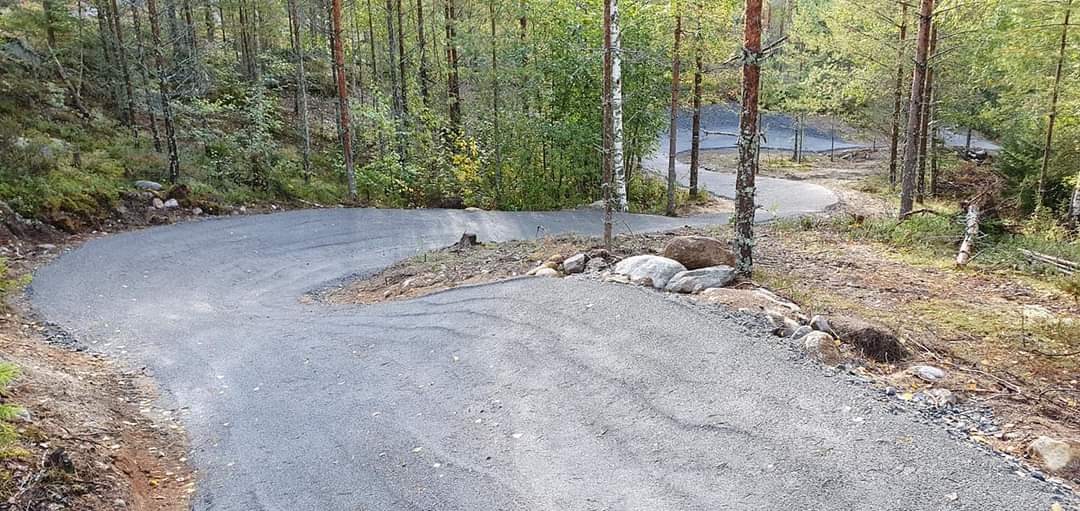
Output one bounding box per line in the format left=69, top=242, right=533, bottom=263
left=1, top=231, right=193, bottom=509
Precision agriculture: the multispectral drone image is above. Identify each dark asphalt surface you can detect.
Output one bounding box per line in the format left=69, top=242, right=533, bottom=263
left=29, top=108, right=1055, bottom=510
left=29, top=208, right=1071, bottom=510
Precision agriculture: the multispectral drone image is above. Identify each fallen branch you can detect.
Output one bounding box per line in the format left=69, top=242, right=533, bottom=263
left=899, top=208, right=950, bottom=221
left=1019, top=248, right=1080, bottom=275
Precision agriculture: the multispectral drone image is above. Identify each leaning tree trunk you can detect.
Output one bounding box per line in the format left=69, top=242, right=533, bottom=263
left=735, top=0, right=762, bottom=277
left=1037, top=0, right=1072, bottom=211
left=956, top=200, right=981, bottom=267
left=898, top=0, right=934, bottom=218
left=330, top=0, right=357, bottom=200
left=665, top=12, right=682, bottom=217
left=888, top=1, right=908, bottom=189
left=108, top=0, right=136, bottom=129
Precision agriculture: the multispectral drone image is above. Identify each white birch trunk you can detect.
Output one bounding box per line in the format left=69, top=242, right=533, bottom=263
left=955, top=203, right=980, bottom=267
left=611, top=0, right=627, bottom=211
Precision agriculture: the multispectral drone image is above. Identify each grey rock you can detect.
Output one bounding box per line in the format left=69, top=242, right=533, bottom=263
left=1028, top=436, right=1073, bottom=472
left=753, top=288, right=801, bottom=312
left=789, top=325, right=813, bottom=340
left=163, top=198, right=180, bottom=209
left=134, top=180, right=163, bottom=191
left=912, top=365, right=947, bottom=383
left=563, top=253, right=588, bottom=274
left=802, top=331, right=841, bottom=364
left=810, top=315, right=831, bottom=332
left=152, top=197, right=165, bottom=209
left=612, top=255, right=686, bottom=289
left=192, top=207, right=203, bottom=216
left=664, top=265, right=736, bottom=293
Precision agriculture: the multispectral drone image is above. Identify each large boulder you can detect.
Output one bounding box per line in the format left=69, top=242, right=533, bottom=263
left=662, top=236, right=736, bottom=270
left=612, top=255, right=686, bottom=289
left=664, top=265, right=736, bottom=293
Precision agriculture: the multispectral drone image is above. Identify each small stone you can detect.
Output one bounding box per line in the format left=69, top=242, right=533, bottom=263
left=912, top=365, right=947, bottom=382
left=192, top=207, right=203, bottom=216
left=562, top=253, right=588, bottom=274
left=152, top=197, right=165, bottom=209
left=546, top=254, right=565, bottom=264
left=464, top=207, right=483, bottom=212
left=134, top=180, right=162, bottom=191
left=884, top=386, right=897, bottom=396
left=810, top=315, right=831, bottom=332
left=585, top=257, right=607, bottom=272
left=533, top=268, right=560, bottom=278
left=163, top=198, right=180, bottom=209
left=1028, top=436, right=1073, bottom=472
left=923, top=388, right=958, bottom=407
left=37, top=243, right=57, bottom=250
left=239, top=206, right=247, bottom=214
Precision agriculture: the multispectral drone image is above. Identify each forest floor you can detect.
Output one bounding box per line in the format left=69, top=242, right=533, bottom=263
left=698, top=148, right=1080, bottom=481
left=0, top=237, right=193, bottom=509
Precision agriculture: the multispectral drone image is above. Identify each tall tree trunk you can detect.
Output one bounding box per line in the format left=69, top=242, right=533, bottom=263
left=665, top=12, right=682, bottom=217
left=43, top=0, right=58, bottom=50
left=444, top=0, right=462, bottom=134
left=396, top=0, right=408, bottom=116
left=416, top=0, right=430, bottom=103
left=109, top=0, right=137, bottom=128
left=386, top=0, right=406, bottom=166
left=888, top=2, right=908, bottom=188
left=689, top=3, right=702, bottom=199
left=490, top=1, right=502, bottom=206
left=898, top=0, right=934, bottom=218
left=331, top=0, right=357, bottom=200
left=735, top=0, right=762, bottom=277
left=130, top=0, right=162, bottom=152
left=611, top=0, right=626, bottom=211
left=366, top=0, right=378, bottom=85
left=1038, top=0, right=1071, bottom=212
left=603, top=0, right=614, bottom=246
left=288, top=0, right=312, bottom=182
left=916, top=23, right=936, bottom=203
left=147, top=0, right=180, bottom=182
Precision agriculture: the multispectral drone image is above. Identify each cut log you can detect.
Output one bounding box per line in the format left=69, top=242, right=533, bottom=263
left=955, top=202, right=980, bottom=267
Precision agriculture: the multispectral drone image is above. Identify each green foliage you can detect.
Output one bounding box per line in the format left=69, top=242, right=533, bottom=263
left=0, top=363, right=22, bottom=448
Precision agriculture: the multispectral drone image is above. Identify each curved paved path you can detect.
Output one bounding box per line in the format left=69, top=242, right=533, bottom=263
left=30, top=207, right=1069, bottom=510
left=24, top=104, right=1054, bottom=511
